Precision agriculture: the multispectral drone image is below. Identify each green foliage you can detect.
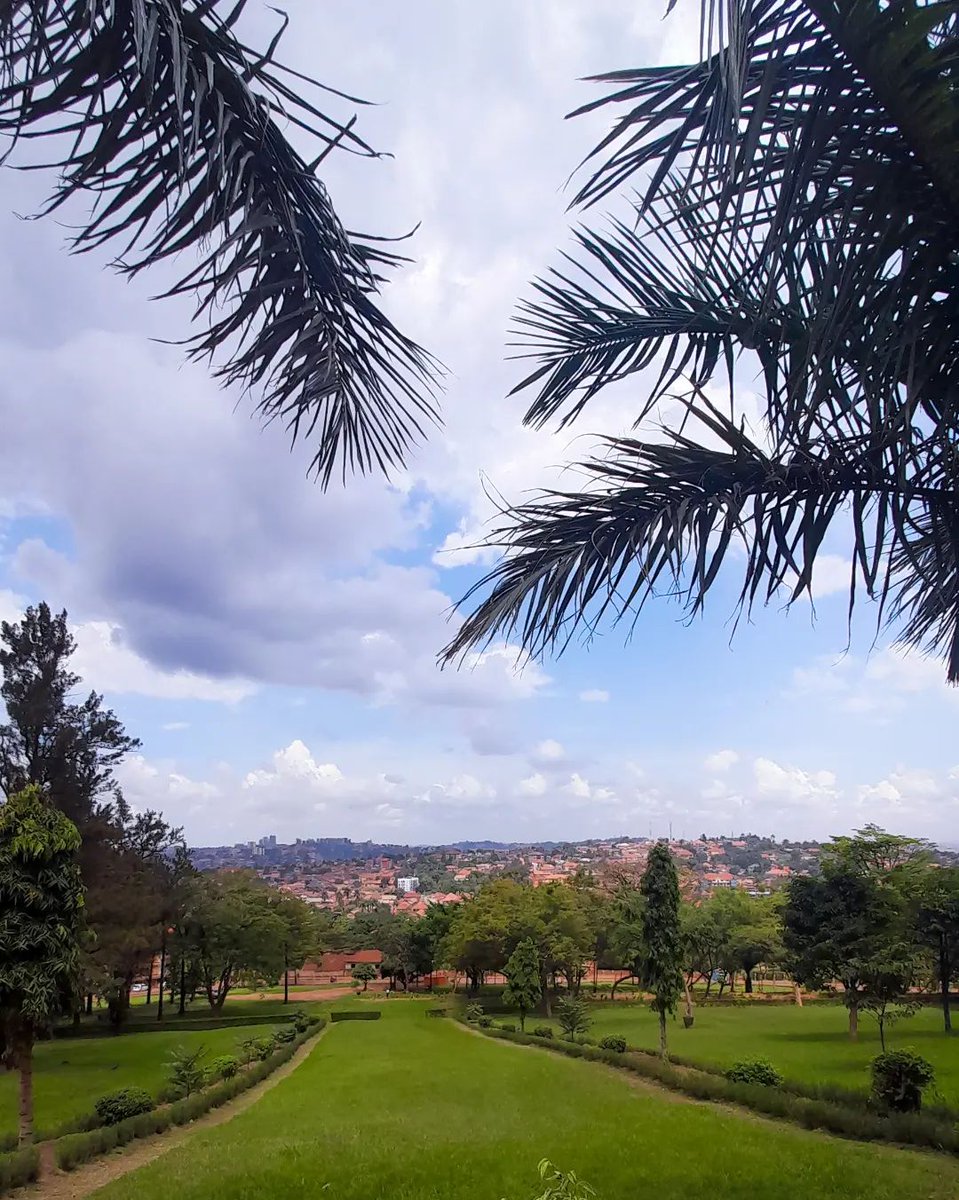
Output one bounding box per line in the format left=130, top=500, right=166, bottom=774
left=352, top=963, right=378, bottom=990
left=290, top=1010, right=312, bottom=1034
left=503, top=939, right=542, bottom=1030
left=426, top=1009, right=448, bottom=1017
left=240, top=1036, right=277, bottom=1063
left=0, top=1146, right=39, bottom=1194
left=166, top=1045, right=207, bottom=1097
left=477, top=1016, right=493, bottom=1028
left=871, top=1051, right=935, bottom=1113
left=598, top=1036, right=626, bottom=1053
left=94, top=1087, right=154, bottom=1126
left=330, top=1011, right=381, bottom=1022
left=639, top=844, right=683, bottom=1055
left=273, top=1027, right=297, bottom=1045
left=532, top=1026, right=554, bottom=1039
left=556, top=997, right=591, bottom=1041
left=499, top=1022, right=517, bottom=1033
left=206, top=1055, right=240, bottom=1082
left=465, top=1003, right=484, bottom=1022
left=725, top=1060, right=784, bottom=1088
left=524, top=1159, right=596, bottom=1200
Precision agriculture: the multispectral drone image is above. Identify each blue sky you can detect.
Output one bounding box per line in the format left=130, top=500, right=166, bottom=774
left=0, top=0, right=956, bottom=847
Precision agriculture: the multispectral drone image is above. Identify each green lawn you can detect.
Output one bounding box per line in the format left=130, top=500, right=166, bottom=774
left=94, top=1001, right=959, bottom=1200
left=538, top=1001, right=959, bottom=1104
left=0, top=1022, right=283, bottom=1139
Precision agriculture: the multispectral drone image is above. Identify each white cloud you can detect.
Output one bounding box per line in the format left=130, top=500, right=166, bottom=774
left=579, top=688, right=610, bottom=703
left=753, top=757, right=838, bottom=805
left=532, top=738, right=566, bottom=764
left=162, top=721, right=190, bottom=732
left=519, top=772, right=547, bottom=796
left=704, top=749, right=739, bottom=772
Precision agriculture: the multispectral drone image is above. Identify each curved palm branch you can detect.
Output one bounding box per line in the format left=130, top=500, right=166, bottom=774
left=446, top=0, right=959, bottom=678
left=0, top=1, right=440, bottom=484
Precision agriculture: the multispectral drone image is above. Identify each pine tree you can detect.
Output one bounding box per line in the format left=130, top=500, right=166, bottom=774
left=640, top=843, right=683, bottom=1059
left=0, top=785, right=84, bottom=1144
left=502, top=938, right=542, bottom=1031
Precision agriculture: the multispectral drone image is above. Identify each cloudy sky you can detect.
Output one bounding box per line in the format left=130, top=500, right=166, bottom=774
left=1, top=0, right=956, bottom=848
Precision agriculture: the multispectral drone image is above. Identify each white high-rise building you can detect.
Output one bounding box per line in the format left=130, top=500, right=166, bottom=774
left=396, top=876, right=419, bottom=893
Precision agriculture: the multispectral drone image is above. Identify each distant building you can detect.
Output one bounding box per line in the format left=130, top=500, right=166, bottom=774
left=397, top=876, right=419, bottom=893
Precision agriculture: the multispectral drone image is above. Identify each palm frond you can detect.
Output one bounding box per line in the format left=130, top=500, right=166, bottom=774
left=0, top=0, right=440, bottom=484
left=444, top=401, right=957, bottom=670
left=448, top=0, right=959, bottom=679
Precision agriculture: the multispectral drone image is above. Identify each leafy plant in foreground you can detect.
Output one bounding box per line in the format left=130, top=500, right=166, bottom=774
left=94, top=1088, right=155, bottom=1126
left=555, top=997, right=591, bottom=1042
left=725, top=1060, right=783, bottom=1088
left=871, top=1051, right=935, bottom=1113
left=166, top=1045, right=207, bottom=1098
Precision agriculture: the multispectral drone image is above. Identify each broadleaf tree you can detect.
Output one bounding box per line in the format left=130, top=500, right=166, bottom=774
left=503, top=938, right=542, bottom=1031
left=0, top=785, right=84, bottom=1145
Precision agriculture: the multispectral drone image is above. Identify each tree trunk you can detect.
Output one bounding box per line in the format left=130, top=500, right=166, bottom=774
left=878, top=1015, right=886, bottom=1052
left=157, top=938, right=167, bottom=1022
left=743, top=969, right=753, bottom=994
left=848, top=997, right=859, bottom=1040
left=610, top=973, right=633, bottom=1000
left=940, top=936, right=952, bottom=1033
left=704, top=973, right=713, bottom=997
left=283, top=950, right=289, bottom=1005
left=179, top=959, right=187, bottom=1016
left=794, top=982, right=803, bottom=1007
left=728, top=972, right=736, bottom=994
left=520, top=1011, right=526, bottom=1032
left=683, top=976, right=694, bottom=1021
left=85, top=993, right=93, bottom=1015
left=146, top=962, right=153, bottom=1005
left=17, top=1038, right=33, bottom=1147
left=658, top=1009, right=668, bottom=1060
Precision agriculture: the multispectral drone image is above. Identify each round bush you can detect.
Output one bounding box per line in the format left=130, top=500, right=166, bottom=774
left=871, top=1050, right=935, bottom=1113
left=499, top=1022, right=517, bottom=1033
left=599, top=1035, right=627, bottom=1053
left=207, top=1055, right=240, bottom=1081
left=477, top=1016, right=492, bottom=1028
left=94, top=1087, right=155, bottom=1126
left=532, top=1026, right=554, bottom=1039
left=724, top=1059, right=783, bottom=1087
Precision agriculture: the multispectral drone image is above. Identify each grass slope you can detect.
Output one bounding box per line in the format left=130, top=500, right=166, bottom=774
left=94, top=1001, right=959, bottom=1200
left=535, top=1002, right=959, bottom=1104
left=0, top=1023, right=283, bottom=1138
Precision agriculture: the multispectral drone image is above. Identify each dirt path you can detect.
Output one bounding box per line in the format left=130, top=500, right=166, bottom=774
left=27, top=1029, right=328, bottom=1200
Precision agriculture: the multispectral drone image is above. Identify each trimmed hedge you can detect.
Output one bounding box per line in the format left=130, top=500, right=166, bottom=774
left=54, top=1010, right=299, bottom=1039
left=426, top=1008, right=448, bottom=1017
left=0, top=1146, right=39, bottom=1196
left=53, top=1016, right=326, bottom=1173
left=330, top=1011, right=381, bottom=1022
left=465, top=1020, right=959, bottom=1157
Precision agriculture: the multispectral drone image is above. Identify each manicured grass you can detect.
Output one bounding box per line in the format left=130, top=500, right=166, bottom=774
left=0, top=1023, right=283, bottom=1139
left=94, top=1001, right=959, bottom=1200
left=537, top=1001, right=959, bottom=1104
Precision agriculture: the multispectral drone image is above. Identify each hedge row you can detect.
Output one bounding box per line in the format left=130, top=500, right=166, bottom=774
left=330, top=1011, right=381, bottom=1022
left=0, top=1147, right=39, bottom=1197
left=468, top=1022, right=959, bottom=1156
left=56, top=1010, right=298, bottom=1039
left=53, top=1016, right=326, bottom=1173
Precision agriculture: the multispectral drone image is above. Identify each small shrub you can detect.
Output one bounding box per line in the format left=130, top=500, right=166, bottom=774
left=499, top=1021, right=517, bottom=1033
left=465, top=1002, right=484, bottom=1022
left=871, top=1050, right=935, bottom=1113
left=426, top=1008, right=448, bottom=1017
left=240, top=1035, right=277, bottom=1063
left=518, top=1158, right=595, bottom=1200
left=273, top=1026, right=296, bottom=1044
left=330, top=1010, right=381, bottom=1022
left=556, top=996, right=591, bottom=1041
left=477, top=1016, right=493, bottom=1028
left=0, top=1146, right=40, bottom=1192
left=290, top=1009, right=311, bottom=1033
left=532, top=1025, right=554, bottom=1039
left=94, top=1087, right=155, bottom=1126
left=166, top=1044, right=207, bottom=1097
left=725, top=1059, right=784, bottom=1087
left=599, top=1035, right=627, bottom=1053
left=206, top=1054, right=240, bottom=1081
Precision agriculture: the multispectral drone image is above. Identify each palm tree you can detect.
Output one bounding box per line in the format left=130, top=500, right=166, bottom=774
left=444, top=0, right=959, bottom=679
left=0, top=1, right=439, bottom=485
